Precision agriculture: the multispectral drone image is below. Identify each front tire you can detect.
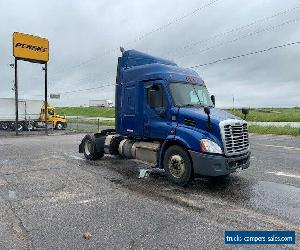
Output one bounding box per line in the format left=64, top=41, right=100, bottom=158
left=55, top=122, right=63, bottom=130
left=163, top=145, right=193, bottom=186
left=82, top=134, right=104, bottom=160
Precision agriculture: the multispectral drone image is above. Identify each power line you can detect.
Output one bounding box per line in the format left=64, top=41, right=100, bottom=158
left=59, top=42, right=300, bottom=95
left=168, top=4, right=300, bottom=56
left=190, top=41, right=300, bottom=68
left=50, top=0, right=221, bottom=78
left=50, top=74, right=114, bottom=94
left=59, top=82, right=115, bottom=95
left=49, top=49, right=119, bottom=78
left=131, top=0, right=221, bottom=43
left=177, top=17, right=300, bottom=59
left=53, top=2, right=298, bottom=86
left=57, top=41, right=300, bottom=94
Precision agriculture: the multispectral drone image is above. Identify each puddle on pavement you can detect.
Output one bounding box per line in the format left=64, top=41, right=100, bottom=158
left=80, top=156, right=300, bottom=224
left=248, top=181, right=300, bottom=224
left=8, top=190, right=17, bottom=199
left=189, top=177, right=300, bottom=224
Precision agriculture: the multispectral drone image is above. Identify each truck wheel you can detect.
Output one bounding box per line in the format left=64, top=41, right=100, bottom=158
left=17, top=123, right=23, bottom=131
left=22, top=123, right=29, bottom=131
left=1, top=123, right=8, bottom=130
left=55, top=122, right=63, bottom=130
left=163, top=145, right=193, bottom=186
left=83, top=134, right=104, bottom=160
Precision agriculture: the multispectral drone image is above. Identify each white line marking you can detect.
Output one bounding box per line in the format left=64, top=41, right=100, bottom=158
left=258, top=144, right=300, bottom=151
left=67, top=154, right=84, bottom=160
left=77, top=198, right=97, bottom=204
left=266, top=171, right=300, bottom=179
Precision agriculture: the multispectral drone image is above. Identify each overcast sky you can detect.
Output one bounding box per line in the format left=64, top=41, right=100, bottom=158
left=0, top=0, right=300, bottom=108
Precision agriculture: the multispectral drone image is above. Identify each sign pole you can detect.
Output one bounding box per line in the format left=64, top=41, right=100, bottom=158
left=13, top=32, right=49, bottom=136
left=14, top=58, right=19, bottom=136
left=44, top=63, right=48, bottom=135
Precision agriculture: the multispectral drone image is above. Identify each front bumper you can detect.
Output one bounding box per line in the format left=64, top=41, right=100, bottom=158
left=188, top=150, right=250, bottom=177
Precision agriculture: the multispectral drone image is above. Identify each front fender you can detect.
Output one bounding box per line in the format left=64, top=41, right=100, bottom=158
left=158, top=125, right=223, bottom=168
left=158, top=134, right=195, bottom=169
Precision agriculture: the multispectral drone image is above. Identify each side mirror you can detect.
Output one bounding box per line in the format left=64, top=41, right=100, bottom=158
left=211, top=95, right=215, bottom=106
left=241, top=108, right=249, bottom=120
left=204, top=106, right=211, bottom=131
left=204, top=106, right=210, bottom=115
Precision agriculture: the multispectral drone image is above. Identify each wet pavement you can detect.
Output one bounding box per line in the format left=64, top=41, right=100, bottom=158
left=0, top=133, right=299, bottom=249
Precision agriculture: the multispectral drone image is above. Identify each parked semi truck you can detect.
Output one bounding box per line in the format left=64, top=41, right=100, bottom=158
left=89, top=99, right=113, bottom=107
left=79, top=49, right=250, bottom=186
left=0, top=98, right=67, bottom=131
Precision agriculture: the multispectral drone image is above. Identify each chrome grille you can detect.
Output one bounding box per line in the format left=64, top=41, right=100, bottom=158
left=220, top=120, right=249, bottom=156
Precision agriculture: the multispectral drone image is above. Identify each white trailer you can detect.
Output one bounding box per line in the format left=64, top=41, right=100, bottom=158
left=89, top=99, right=113, bottom=108
left=0, top=98, right=43, bottom=130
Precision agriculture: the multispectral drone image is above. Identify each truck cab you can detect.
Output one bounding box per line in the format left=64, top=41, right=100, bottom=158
left=80, top=49, right=250, bottom=186
left=40, top=105, right=67, bottom=130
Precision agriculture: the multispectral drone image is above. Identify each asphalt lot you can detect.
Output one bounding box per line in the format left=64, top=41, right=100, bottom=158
left=0, top=133, right=299, bottom=249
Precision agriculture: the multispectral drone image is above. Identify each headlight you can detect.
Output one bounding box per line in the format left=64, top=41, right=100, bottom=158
left=200, top=139, right=222, bottom=154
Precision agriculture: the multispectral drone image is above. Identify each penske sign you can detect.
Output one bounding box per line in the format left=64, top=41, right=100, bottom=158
left=13, top=32, right=49, bottom=63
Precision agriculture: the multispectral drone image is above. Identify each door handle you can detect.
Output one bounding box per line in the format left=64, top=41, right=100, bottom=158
left=159, top=110, right=166, bottom=118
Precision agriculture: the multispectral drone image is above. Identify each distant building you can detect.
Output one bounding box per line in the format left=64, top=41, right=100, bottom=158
left=89, top=99, right=113, bottom=108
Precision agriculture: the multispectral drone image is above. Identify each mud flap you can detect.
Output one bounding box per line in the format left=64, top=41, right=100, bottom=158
left=79, top=141, right=84, bottom=153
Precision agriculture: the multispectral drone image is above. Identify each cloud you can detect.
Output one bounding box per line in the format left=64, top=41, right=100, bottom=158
left=0, top=0, right=299, bottom=107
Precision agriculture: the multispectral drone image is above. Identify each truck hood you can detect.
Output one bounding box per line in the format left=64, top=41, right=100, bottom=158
left=178, top=107, right=241, bottom=124
left=177, top=107, right=243, bottom=146
left=54, top=114, right=65, bottom=119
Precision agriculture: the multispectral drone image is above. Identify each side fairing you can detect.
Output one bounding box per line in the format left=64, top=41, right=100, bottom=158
left=117, top=81, right=144, bottom=137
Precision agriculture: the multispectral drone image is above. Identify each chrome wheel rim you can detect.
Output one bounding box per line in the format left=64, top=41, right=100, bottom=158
left=1, top=124, right=8, bottom=130
left=57, top=123, right=63, bottom=130
left=168, top=154, right=185, bottom=178
left=17, top=124, right=23, bottom=131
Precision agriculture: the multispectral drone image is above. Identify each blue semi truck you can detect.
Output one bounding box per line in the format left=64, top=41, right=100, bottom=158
left=79, top=49, right=250, bottom=186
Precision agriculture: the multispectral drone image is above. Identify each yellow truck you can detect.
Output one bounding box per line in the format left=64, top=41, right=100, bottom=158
left=40, top=104, right=67, bottom=130
left=0, top=98, right=67, bottom=131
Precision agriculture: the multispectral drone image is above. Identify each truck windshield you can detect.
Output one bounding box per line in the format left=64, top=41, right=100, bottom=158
left=169, top=82, right=213, bottom=107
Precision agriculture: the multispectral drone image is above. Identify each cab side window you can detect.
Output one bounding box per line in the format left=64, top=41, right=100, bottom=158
left=146, top=84, right=166, bottom=108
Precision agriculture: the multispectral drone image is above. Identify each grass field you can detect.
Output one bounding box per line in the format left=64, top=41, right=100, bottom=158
left=55, top=107, right=115, bottom=118
left=249, top=125, right=300, bottom=136
left=56, top=107, right=300, bottom=122
left=229, top=108, right=300, bottom=122
left=67, top=118, right=115, bottom=126
left=57, top=107, right=300, bottom=136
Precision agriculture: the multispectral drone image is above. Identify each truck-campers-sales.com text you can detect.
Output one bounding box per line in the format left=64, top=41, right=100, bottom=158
left=225, top=235, right=294, bottom=243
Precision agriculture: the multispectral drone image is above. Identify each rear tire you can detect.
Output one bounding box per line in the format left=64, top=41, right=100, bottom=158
left=83, top=134, right=104, bottom=160
left=0, top=123, right=8, bottom=130
left=17, top=123, right=23, bottom=131
left=163, top=145, right=193, bottom=186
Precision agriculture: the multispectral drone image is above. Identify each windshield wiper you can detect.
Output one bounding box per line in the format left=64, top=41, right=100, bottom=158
left=181, top=104, right=198, bottom=107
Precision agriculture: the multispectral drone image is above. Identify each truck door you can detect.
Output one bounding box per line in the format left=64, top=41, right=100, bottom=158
left=144, top=83, right=172, bottom=139
left=121, top=83, right=139, bottom=136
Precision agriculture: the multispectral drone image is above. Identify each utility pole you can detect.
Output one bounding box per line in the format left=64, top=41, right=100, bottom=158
left=43, top=64, right=48, bottom=135
left=14, top=59, right=19, bottom=135
left=232, top=96, right=235, bottom=111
